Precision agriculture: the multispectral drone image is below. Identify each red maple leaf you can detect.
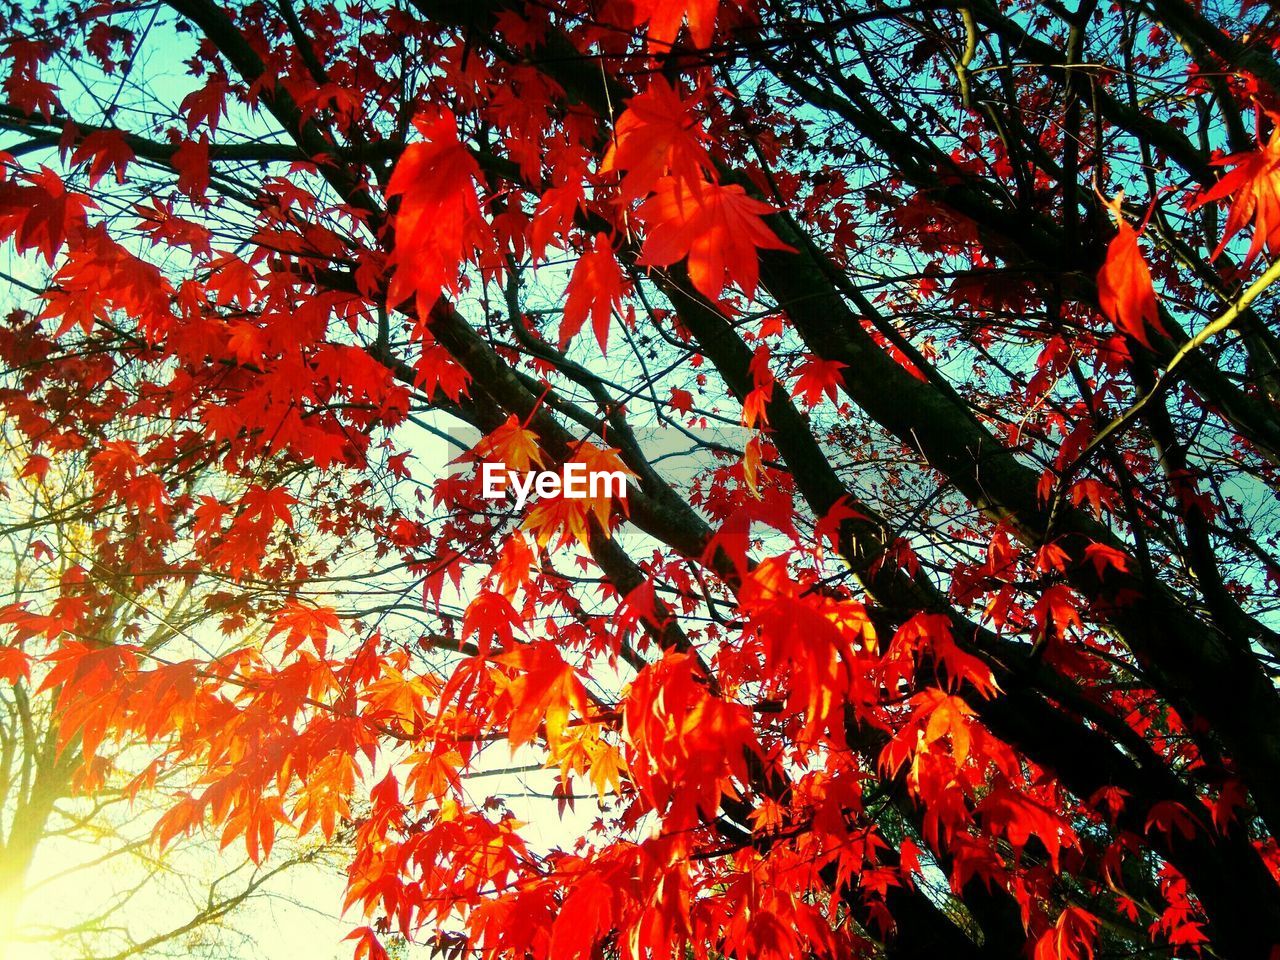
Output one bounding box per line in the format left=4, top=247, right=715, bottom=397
left=69, top=129, right=134, bottom=187
left=600, top=78, right=710, bottom=200
left=791, top=355, right=847, bottom=407
left=625, top=0, right=742, bottom=49
left=1194, top=124, right=1280, bottom=267
left=1034, top=907, right=1099, bottom=960
left=0, top=166, right=93, bottom=265
left=637, top=176, right=792, bottom=303
left=463, top=590, right=524, bottom=655
left=386, top=109, right=485, bottom=316
left=1097, top=195, right=1164, bottom=346
left=549, top=873, right=614, bottom=960
left=561, top=233, right=626, bottom=353
left=171, top=136, right=211, bottom=200
left=180, top=74, right=231, bottom=134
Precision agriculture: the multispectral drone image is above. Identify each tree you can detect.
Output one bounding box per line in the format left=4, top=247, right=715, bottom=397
left=1, top=1, right=1280, bottom=959
left=0, top=344, right=343, bottom=957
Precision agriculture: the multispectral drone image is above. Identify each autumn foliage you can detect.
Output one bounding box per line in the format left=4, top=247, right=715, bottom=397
left=3, top=1, right=1280, bottom=959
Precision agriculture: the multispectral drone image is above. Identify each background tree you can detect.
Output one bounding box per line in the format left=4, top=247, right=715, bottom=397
left=1, top=1, right=1280, bottom=960
left=0, top=357, right=345, bottom=957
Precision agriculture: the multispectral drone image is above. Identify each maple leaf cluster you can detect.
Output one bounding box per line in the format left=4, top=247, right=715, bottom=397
left=1, top=2, right=1280, bottom=960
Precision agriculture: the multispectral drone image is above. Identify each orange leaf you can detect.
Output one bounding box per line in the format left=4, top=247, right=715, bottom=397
left=496, top=641, right=589, bottom=750
left=473, top=415, right=545, bottom=472
left=267, top=602, right=340, bottom=658
left=346, top=926, right=389, bottom=960
left=0, top=645, right=30, bottom=683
